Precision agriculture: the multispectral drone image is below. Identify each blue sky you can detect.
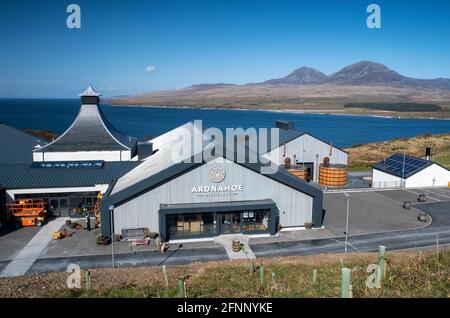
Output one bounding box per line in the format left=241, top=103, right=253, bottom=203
left=0, top=0, right=449, bottom=98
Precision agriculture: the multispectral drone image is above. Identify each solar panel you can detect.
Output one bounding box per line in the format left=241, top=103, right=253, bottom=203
left=374, top=153, right=431, bottom=178
left=30, top=161, right=104, bottom=170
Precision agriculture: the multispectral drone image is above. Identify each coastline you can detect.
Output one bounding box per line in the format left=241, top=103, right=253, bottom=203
left=105, top=103, right=450, bottom=120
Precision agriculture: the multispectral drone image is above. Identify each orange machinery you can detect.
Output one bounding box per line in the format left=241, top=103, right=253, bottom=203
left=6, top=199, right=48, bottom=227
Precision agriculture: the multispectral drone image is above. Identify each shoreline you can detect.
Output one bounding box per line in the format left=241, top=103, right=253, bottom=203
left=105, top=103, right=450, bottom=120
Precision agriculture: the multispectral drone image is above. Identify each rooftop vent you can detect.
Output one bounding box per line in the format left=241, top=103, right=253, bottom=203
left=275, top=120, right=294, bottom=130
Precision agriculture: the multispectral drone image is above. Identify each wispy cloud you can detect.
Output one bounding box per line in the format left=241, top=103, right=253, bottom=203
left=145, top=65, right=156, bottom=73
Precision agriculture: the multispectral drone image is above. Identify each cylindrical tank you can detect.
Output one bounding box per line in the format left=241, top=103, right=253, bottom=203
left=288, top=168, right=308, bottom=181
left=319, top=163, right=348, bottom=186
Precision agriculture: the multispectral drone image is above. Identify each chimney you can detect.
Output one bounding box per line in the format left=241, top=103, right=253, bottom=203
left=425, top=147, right=431, bottom=161
left=137, top=141, right=154, bottom=160
left=275, top=120, right=294, bottom=130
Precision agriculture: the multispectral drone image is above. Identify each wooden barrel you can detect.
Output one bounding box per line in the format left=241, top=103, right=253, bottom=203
left=319, top=164, right=348, bottom=186
left=232, top=240, right=241, bottom=252
left=287, top=168, right=308, bottom=181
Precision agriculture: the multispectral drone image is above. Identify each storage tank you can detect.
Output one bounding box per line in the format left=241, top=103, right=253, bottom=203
left=288, top=168, right=308, bottom=181
left=319, top=157, right=348, bottom=187
left=284, top=157, right=309, bottom=181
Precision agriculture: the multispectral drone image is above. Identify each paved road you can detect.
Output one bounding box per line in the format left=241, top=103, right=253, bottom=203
left=14, top=201, right=450, bottom=275
left=27, top=245, right=229, bottom=274
left=323, top=191, right=423, bottom=236
left=251, top=201, right=450, bottom=257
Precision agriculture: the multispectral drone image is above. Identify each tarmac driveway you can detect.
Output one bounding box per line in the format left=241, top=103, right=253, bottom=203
left=0, top=226, right=41, bottom=262
left=251, top=200, right=450, bottom=258
left=323, top=191, right=425, bottom=236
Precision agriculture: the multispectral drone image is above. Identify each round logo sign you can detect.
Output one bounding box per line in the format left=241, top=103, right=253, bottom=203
left=209, top=166, right=226, bottom=183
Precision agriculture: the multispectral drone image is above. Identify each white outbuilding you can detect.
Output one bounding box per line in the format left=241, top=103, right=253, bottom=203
left=372, top=153, right=450, bottom=188
left=262, top=121, right=348, bottom=182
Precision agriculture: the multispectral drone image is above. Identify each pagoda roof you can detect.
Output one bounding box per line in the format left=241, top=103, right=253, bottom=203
left=34, top=102, right=136, bottom=153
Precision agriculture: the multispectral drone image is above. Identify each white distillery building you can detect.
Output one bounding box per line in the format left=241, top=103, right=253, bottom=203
left=0, top=86, right=147, bottom=218
left=372, top=153, right=450, bottom=188
left=262, top=121, right=348, bottom=182
left=100, top=123, right=324, bottom=241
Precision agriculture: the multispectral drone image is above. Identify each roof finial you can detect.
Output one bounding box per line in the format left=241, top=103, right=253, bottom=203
left=79, top=84, right=101, bottom=97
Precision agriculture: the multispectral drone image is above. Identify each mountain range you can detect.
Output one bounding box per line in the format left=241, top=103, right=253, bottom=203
left=110, top=61, right=450, bottom=110
left=256, top=61, right=450, bottom=89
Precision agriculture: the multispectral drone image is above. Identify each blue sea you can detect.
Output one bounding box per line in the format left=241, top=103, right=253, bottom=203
left=1, top=99, right=450, bottom=148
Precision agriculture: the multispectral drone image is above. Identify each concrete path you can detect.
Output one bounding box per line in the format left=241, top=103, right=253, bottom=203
left=214, top=234, right=256, bottom=259
left=0, top=218, right=68, bottom=277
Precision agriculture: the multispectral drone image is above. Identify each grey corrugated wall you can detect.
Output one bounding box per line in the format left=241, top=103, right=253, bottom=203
left=112, top=158, right=314, bottom=234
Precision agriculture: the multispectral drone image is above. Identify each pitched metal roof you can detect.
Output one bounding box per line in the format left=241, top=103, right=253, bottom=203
left=106, top=139, right=323, bottom=205
left=0, top=123, right=44, bottom=163
left=112, top=121, right=208, bottom=194
left=372, top=153, right=434, bottom=179
left=0, top=161, right=141, bottom=189
left=34, top=104, right=137, bottom=152
left=239, top=128, right=347, bottom=154
left=148, top=121, right=205, bottom=152
left=101, top=140, right=323, bottom=231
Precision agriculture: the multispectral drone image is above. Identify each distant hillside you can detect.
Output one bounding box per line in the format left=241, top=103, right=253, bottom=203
left=345, top=133, right=450, bottom=169
left=261, top=67, right=328, bottom=85
left=109, top=61, right=450, bottom=116
left=324, top=61, right=450, bottom=89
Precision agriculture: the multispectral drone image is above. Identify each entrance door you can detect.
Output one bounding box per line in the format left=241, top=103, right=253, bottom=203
left=59, top=198, right=69, bottom=217
left=49, top=198, right=69, bottom=217
left=220, top=212, right=241, bottom=234
left=49, top=199, right=59, bottom=217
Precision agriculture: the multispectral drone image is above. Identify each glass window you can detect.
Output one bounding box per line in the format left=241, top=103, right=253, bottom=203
left=221, top=212, right=241, bottom=234
left=70, top=197, right=84, bottom=215
left=85, top=197, right=93, bottom=207
left=60, top=199, right=68, bottom=208
left=166, top=212, right=216, bottom=239
left=241, top=209, right=269, bottom=232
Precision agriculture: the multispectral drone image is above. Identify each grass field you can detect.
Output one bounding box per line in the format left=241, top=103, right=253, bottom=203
left=346, top=133, right=450, bottom=170
left=1, top=250, right=448, bottom=298
left=434, top=152, right=450, bottom=167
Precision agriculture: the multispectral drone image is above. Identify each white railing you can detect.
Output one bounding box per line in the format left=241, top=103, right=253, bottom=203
left=372, top=180, right=405, bottom=189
